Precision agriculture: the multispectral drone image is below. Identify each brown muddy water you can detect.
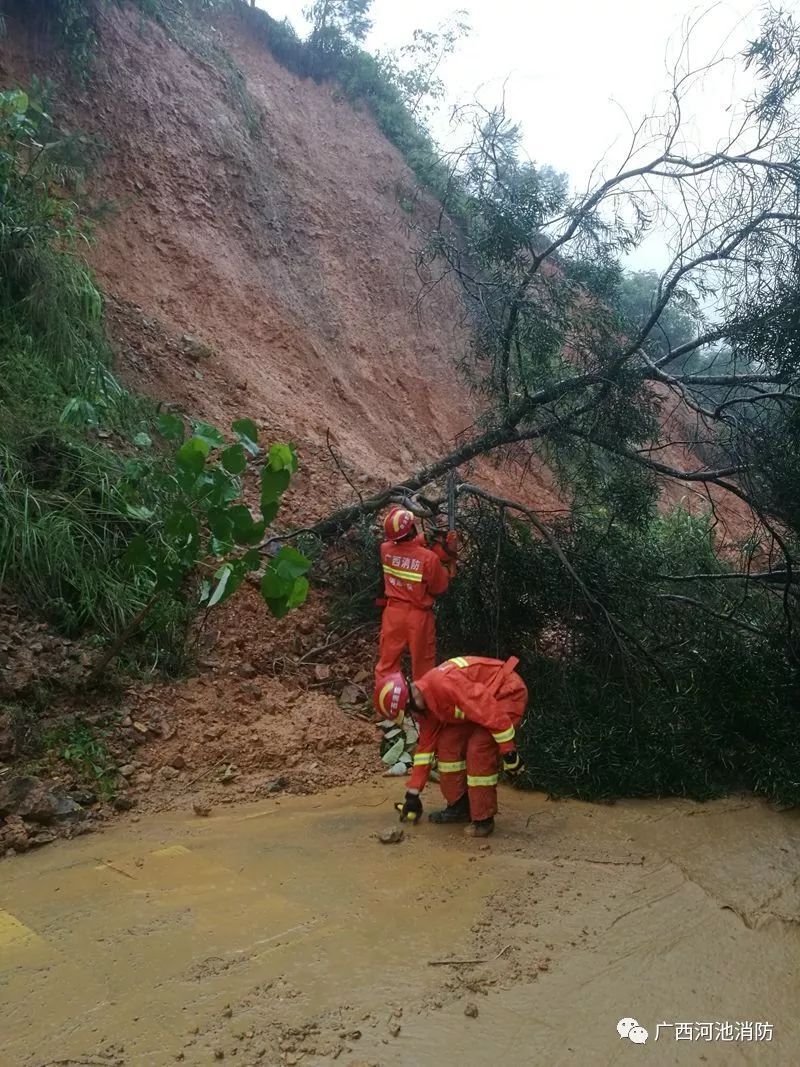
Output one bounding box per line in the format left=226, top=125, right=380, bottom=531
left=1, top=781, right=799, bottom=1066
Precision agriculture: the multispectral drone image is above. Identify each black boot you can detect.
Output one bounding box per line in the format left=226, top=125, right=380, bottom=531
left=464, top=817, right=495, bottom=838
left=429, top=793, right=470, bottom=823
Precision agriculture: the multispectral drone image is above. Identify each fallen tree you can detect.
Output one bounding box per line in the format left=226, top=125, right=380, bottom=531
left=315, top=9, right=800, bottom=802
left=312, top=7, right=800, bottom=593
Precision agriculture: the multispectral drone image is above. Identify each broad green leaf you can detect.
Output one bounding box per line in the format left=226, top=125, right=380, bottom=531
left=165, top=508, right=198, bottom=542
left=207, top=537, right=225, bottom=557
left=221, top=443, right=247, bottom=475
left=286, top=575, right=309, bottom=609
left=158, top=412, right=185, bottom=441
left=208, top=565, right=232, bottom=608
left=3, top=90, right=29, bottom=115
left=260, top=498, right=279, bottom=524
left=197, top=467, right=240, bottom=508
left=382, top=737, right=405, bottom=766
left=263, top=595, right=291, bottom=619
left=242, top=548, right=261, bottom=571
left=261, top=568, right=293, bottom=600
left=228, top=504, right=266, bottom=546
left=175, top=467, right=199, bottom=495
left=122, top=534, right=152, bottom=569
left=232, top=418, right=259, bottom=456
left=132, top=432, right=152, bottom=449
left=192, top=421, right=226, bottom=448
left=206, top=507, right=234, bottom=544
left=122, top=459, right=146, bottom=481
left=199, top=579, right=211, bottom=603
left=274, top=545, right=311, bottom=581
left=261, top=467, right=290, bottom=506
left=175, top=436, right=210, bottom=475
left=224, top=573, right=247, bottom=604
left=268, top=442, right=298, bottom=472
left=403, top=725, right=419, bottom=746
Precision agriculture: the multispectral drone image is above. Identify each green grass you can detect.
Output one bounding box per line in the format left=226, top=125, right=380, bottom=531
left=0, top=83, right=190, bottom=676
left=44, top=718, right=120, bottom=796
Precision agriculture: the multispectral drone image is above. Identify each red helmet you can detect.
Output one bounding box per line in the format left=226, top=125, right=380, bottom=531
left=374, top=672, right=409, bottom=722
left=384, top=506, right=416, bottom=542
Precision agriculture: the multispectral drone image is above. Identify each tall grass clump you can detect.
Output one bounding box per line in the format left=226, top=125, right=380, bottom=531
left=0, top=82, right=189, bottom=671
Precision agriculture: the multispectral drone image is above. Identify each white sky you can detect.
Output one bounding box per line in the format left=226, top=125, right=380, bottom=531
left=256, top=1, right=773, bottom=269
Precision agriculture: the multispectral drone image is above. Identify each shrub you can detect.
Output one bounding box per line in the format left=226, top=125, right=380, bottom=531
left=436, top=498, right=800, bottom=804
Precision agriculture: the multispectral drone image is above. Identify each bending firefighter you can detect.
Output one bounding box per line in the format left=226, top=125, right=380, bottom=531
left=375, top=506, right=457, bottom=683
left=375, top=655, right=527, bottom=838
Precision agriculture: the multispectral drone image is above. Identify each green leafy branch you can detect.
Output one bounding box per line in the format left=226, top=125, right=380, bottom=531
left=87, top=414, right=310, bottom=682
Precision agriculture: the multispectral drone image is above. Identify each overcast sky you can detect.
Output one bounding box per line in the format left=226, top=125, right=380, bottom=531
left=256, top=1, right=768, bottom=269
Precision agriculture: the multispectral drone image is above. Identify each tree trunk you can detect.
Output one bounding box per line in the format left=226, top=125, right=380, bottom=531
left=86, top=594, right=159, bottom=688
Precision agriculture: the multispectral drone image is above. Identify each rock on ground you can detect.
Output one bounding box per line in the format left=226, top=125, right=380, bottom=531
left=0, top=776, right=84, bottom=824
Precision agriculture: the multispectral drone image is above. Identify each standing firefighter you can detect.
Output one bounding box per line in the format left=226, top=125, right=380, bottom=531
left=375, top=506, right=457, bottom=683
left=375, top=655, right=527, bottom=838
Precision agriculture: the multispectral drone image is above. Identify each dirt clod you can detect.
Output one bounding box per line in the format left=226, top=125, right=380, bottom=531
left=0, top=814, right=29, bottom=854
left=193, top=802, right=212, bottom=817
left=339, top=683, right=363, bottom=707
left=264, top=776, right=289, bottom=794
left=378, top=828, right=403, bottom=844
left=181, top=333, right=214, bottom=362
left=464, top=1003, right=479, bottom=1018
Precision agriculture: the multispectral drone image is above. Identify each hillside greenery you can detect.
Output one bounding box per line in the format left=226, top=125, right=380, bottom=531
left=0, top=81, right=307, bottom=696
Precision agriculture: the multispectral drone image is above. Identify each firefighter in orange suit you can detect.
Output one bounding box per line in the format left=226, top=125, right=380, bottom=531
left=375, top=506, right=457, bottom=683
left=374, top=655, right=527, bottom=838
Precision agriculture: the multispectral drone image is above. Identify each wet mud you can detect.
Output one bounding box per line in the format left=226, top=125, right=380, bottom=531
left=2, top=783, right=799, bottom=1065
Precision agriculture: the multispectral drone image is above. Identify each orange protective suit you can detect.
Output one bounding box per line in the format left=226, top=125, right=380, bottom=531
left=375, top=534, right=452, bottom=682
left=408, top=656, right=528, bottom=821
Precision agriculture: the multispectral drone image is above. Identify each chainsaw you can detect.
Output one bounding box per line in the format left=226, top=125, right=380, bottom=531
left=422, top=472, right=458, bottom=556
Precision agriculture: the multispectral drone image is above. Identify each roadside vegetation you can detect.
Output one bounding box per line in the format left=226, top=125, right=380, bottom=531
left=0, top=75, right=307, bottom=769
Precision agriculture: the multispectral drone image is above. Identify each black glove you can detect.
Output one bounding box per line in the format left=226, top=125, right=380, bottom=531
left=395, top=791, right=423, bottom=823
left=502, top=750, right=524, bottom=777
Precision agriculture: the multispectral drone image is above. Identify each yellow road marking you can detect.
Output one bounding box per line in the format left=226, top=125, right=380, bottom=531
left=150, top=844, right=192, bottom=859
left=93, top=860, right=137, bottom=880
left=0, top=909, right=43, bottom=950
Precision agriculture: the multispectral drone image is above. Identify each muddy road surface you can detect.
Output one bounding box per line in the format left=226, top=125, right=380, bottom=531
left=2, top=782, right=799, bottom=1066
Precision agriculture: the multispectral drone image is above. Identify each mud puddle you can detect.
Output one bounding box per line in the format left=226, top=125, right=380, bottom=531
left=1, top=783, right=799, bottom=1065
